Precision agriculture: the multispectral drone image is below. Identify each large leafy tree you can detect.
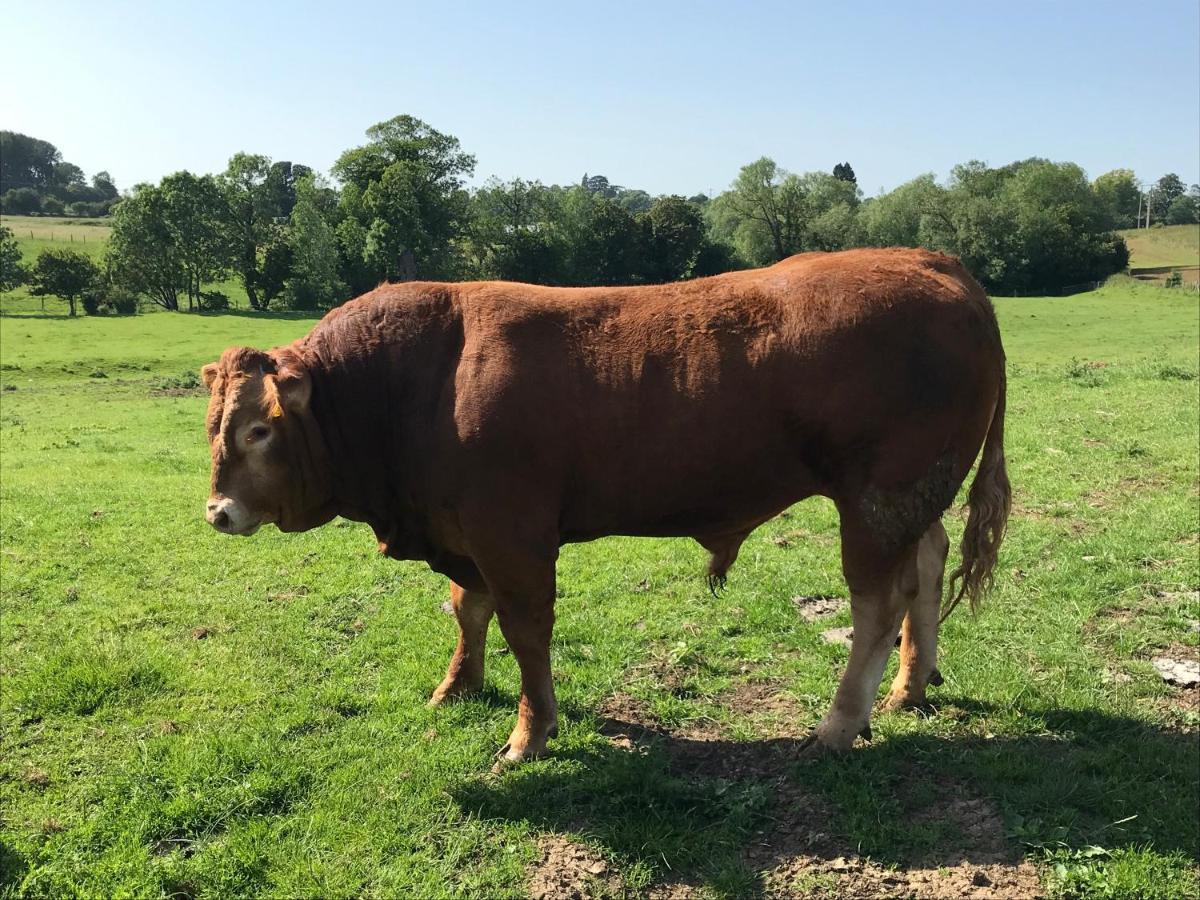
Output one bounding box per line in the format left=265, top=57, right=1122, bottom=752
left=108, top=184, right=186, bottom=310
left=553, top=188, right=644, bottom=285
left=159, top=172, right=231, bottom=310
left=859, top=174, right=946, bottom=247
left=1150, top=173, right=1186, bottom=222
left=881, top=159, right=1127, bottom=294
left=1092, top=169, right=1141, bottom=229
left=1165, top=185, right=1200, bottom=225
left=640, top=195, right=707, bottom=282
left=333, top=115, right=475, bottom=281
left=265, top=161, right=313, bottom=219
left=708, top=159, right=863, bottom=264
left=710, top=157, right=806, bottom=263
left=0, top=131, right=60, bottom=193
left=283, top=175, right=346, bottom=310
left=468, top=178, right=564, bottom=282
left=221, top=153, right=275, bottom=310
left=29, top=248, right=99, bottom=317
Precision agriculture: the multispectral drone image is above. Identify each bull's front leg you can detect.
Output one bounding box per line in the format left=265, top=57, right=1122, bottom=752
left=491, top=582, right=558, bottom=770
left=429, top=581, right=496, bottom=707
left=463, top=530, right=560, bottom=771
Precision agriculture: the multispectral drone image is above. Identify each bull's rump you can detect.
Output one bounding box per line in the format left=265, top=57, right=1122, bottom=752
left=445, top=248, right=1002, bottom=540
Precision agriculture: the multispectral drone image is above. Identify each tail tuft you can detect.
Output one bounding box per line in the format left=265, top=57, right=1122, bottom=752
left=941, top=370, right=1010, bottom=623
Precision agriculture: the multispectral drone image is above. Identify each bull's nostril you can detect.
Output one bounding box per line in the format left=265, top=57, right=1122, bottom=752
left=213, top=510, right=230, bottom=529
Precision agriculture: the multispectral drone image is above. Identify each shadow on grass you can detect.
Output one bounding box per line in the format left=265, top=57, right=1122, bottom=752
left=0, top=839, right=29, bottom=891
left=452, top=700, right=1199, bottom=896
left=0, top=312, right=76, bottom=320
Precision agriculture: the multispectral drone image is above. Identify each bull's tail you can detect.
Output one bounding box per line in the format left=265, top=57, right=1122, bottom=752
left=941, top=368, right=1011, bottom=622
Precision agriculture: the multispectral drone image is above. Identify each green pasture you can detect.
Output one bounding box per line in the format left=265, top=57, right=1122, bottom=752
left=1, top=280, right=1198, bottom=898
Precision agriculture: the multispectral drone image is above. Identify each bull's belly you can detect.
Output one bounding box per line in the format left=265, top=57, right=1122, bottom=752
left=557, top=462, right=822, bottom=543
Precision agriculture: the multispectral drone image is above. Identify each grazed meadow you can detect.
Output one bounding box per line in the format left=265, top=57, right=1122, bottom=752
left=0, top=227, right=1198, bottom=897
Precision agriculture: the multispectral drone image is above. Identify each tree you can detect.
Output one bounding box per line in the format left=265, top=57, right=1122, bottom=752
left=709, top=157, right=805, bottom=263
left=0, top=226, right=27, bottom=292
left=221, top=153, right=274, bottom=309
left=107, top=184, right=186, bottom=311
left=333, top=115, right=476, bottom=280
left=283, top=175, right=346, bottom=309
left=1, top=188, right=41, bottom=215
left=1150, top=173, right=1186, bottom=222
left=1092, top=169, right=1140, bottom=229
left=553, top=188, right=643, bottom=285
left=641, top=195, right=707, bottom=282
left=833, top=162, right=857, bottom=183
left=581, top=174, right=618, bottom=198
left=265, top=161, right=312, bottom=219
left=91, top=171, right=119, bottom=201
left=615, top=188, right=653, bottom=214
left=159, top=172, right=231, bottom=310
left=858, top=174, right=945, bottom=247
left=1166, top=187, right=1200, bottom=225
left=0, top=132, right=60, bottom=193
left=468, top=178, right=564, bottom=282
left=29, top=248, right=99, bottom=316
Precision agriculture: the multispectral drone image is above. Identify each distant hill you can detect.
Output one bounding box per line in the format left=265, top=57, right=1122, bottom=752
left=1118, top=224, right=1200, bottom=269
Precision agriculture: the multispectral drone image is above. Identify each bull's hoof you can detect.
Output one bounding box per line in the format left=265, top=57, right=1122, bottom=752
left=490, top=741, right=548, bottom=774
left=427, top=678, right=484, bottom=708
left=797, top=729, right=856, bottom=759
left=880, top=690, right=927, bottom=713
left=489, top=722, right=558, bottom=773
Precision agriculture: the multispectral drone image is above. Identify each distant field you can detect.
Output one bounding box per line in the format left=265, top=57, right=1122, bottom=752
left=1, top=215, right=111, bottom=261
left=1120, top=224, right=1200, bottom=269
left=0, top=214, right=251, bottom=309
left=1, top=278, right=1197, bottom=898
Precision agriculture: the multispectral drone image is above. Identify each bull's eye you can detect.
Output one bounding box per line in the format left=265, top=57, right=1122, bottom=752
left=246, top=425, right=271, bottom=444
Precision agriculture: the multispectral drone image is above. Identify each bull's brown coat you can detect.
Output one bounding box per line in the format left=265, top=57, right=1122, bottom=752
left=203, top=247, right=1010, bottom=764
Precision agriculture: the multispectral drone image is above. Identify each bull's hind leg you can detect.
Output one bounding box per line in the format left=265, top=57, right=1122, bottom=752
left=429, top=581, right=496, bottom=707
left=882, top=520, right=950, bottom=711
left=802, top=519, right=918, bottom=753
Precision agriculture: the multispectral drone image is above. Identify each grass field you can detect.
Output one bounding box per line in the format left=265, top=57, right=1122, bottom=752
left=1119, top=224, right=1200, bottom=270
left=1, top=275, right=1198, bottom=897
left=1, top=215, right=112, bottom=262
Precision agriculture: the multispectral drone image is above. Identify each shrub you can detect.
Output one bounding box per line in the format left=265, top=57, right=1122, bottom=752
left=199, top=290, right=231, bottom=311
left=40, top=196, right=65, bottom=215
left=1, top=187, right=41, bottom=214
left=1164, top=271, right=1183, bottom=289
left=106, top=288, right=140, bottom=315
left=81, top=288, right=105, bottom=316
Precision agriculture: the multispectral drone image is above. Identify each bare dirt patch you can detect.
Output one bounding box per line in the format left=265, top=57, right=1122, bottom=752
left=597, top=687, right=1044, bottom=898
left=527, top=834, right=623, bottom=900
left=757, top=778, right=1043, bottom=899
left=791, top=594, right=847, bottom=622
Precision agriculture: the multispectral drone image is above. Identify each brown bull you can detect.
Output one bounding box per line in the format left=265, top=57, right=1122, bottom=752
left=202, top=247, right=1010, bottom=766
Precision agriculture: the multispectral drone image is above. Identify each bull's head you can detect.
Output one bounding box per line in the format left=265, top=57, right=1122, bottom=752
left=202, top=346, right=333, bottom=535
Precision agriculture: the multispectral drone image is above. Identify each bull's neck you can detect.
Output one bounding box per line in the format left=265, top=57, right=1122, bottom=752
left=302, top=287, right=463, bottom=544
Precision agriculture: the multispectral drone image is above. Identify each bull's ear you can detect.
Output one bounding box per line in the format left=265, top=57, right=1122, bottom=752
left=201, top=363, right=220, bottom=391
left=269, top=350, right=311, bottom=415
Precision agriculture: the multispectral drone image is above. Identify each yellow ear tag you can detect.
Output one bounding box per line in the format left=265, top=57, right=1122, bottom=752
left=269, top=401, right=284, bottom=419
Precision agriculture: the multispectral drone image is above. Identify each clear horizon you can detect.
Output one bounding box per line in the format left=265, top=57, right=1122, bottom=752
left=7, top=0, right=1199, bottom=196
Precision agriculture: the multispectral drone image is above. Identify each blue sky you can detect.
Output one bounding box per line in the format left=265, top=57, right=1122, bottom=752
left=7, top=0, right=1199, bottom=196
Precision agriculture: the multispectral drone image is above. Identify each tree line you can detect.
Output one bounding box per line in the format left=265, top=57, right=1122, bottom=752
left=1, top=131, right=120, bottom=217
left=4, top=115, right=1198, bottom=315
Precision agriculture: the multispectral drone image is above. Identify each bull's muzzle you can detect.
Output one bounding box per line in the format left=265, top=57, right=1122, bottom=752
left=205, top=496, right=259, bottom=535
